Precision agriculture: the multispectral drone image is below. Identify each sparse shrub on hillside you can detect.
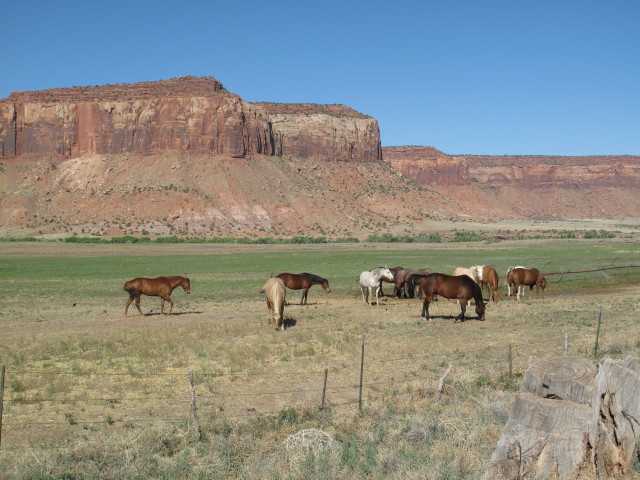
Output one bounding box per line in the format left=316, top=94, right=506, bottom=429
left=583, top=229, right=616, bottom=239
left=64, top=236, right=108, bottom=244
left=453, top=231, right=481, bottom=242
left=0, top=237, right=40, bottom=242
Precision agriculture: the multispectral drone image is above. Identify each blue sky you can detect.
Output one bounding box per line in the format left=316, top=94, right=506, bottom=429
left=2, top=0, right=639, bottom=155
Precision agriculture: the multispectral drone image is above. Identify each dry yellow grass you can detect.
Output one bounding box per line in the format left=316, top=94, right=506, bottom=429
left=0, top=240, right=639, bottom=478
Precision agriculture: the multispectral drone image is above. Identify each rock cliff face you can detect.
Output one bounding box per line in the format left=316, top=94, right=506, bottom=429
left=255, top=103, right=381, bottom=161
left=384, top=146, right=640, bottom=188
left=383, top=146, right=640, bottom=219
left=0, top=77, right=381, bottom=162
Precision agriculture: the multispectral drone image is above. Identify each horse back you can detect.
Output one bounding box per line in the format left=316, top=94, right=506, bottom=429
left=422, top=273, right=477, bottom=300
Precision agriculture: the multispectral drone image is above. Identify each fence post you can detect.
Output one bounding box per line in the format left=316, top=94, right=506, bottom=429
left=187, top=369, right=201, bottom=441
left=0, top=366, right=4, bottom=451
left=564, top=333, right=569, bottom=356
left=437, top=364, right=453, bottom=398
left=358, top=336, right=365, bottom=412
left=594, top=307, right=603, bottom=356
left=321, top=368, right=328, bottom=409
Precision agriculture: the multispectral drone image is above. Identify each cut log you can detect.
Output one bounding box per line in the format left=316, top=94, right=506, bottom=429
left=485, top=355, right=640, bottom=480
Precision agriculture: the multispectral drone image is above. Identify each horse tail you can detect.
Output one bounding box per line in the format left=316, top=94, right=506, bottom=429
left=123, top=281, right=141, bottom=297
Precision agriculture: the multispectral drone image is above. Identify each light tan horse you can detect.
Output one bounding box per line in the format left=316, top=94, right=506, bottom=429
left=260, top=277, right=287, bottom=330
left=453, top=265, right=484, bottom=305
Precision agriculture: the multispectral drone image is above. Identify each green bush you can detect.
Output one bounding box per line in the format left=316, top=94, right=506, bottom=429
left=453, top=231, right=481, bottom=242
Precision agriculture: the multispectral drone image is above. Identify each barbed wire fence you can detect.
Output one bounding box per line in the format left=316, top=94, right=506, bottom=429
left=1, top=312, right=637, bottom=452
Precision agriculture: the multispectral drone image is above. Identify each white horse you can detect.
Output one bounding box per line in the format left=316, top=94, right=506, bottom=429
left=453, top=265, right=484, bottom=305
left=359, top=267, right=395, bottom=305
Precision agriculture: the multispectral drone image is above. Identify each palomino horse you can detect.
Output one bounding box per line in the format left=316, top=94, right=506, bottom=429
left=453, top=265, right=484, bottom=306
left=393, top=268, right=429, bottom=298
left=276, top=272, right=330, bottom=305
left=124, top=276, right=191, bottom=315
left=359, top=267, right=395, bottom=305
left=415, top=273, right=485, bottom=322
left=479, top=266, right=500, bottom=302
left=378, top=266, right=403, bottom=297
left=453, top=265, right=483, bottom=283
left=260, top=277, right=287, bottom=330
left=506, top=266, right=547, bottom=300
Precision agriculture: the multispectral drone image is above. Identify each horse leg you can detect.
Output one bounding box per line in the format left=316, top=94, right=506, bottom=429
left=134, top=296, right=143, bottom=316
left=456, top=301, right=467, bottom=322
left=301, top=287, right=308, bottom=305
left=166, top=296, right=174, bottom=314
left=361, top=286, right=368, bottom=305
left=375, top=285, right=383, bottom=305
left=125, top=295, right=134, bottom=315
left=160, top=298, right=165, bottom=314
left=421, top=298, right=430, bottom=319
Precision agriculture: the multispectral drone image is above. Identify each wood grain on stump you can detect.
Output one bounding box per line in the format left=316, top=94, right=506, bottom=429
left=485, top=356, right=639, bottom=480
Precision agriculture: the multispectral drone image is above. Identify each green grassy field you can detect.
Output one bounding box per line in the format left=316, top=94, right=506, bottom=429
left=0, top=239, right=639, bottom=479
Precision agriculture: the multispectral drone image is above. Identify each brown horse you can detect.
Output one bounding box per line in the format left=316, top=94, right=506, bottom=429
left=394, top=268, right=429, bottom=298
left=124, top=276, right=191, bottom=316
left=276, top=272, right=330, bottom=305
left=479, top=266, right=500, bottom=302
left=260, top=277, right=286, bottom=330
left=378, top=266, right=403, bottom=297
left=416, top=273, right=485, bottom=322
left=506, top=267, right=547, bottom=300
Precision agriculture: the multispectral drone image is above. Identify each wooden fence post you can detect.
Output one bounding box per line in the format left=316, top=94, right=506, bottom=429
left=321, top=368, right=328, bottom=409
left=594, top=307, right=603, bottom=356
left=437, top=364, right=453, bottom=398
left=0, top=366, right=4, bottom=451
left=358, top=336, right=365, bottom=412
left=564, top=333, right=569, bottom=356
left=188, top=369, right=201, bottom=441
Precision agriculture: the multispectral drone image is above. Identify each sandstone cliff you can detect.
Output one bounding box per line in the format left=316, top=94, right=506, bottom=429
left=1, top=77, right=639, bottom=239
left=383, top=146, right=640, bottom=219
left=0, top=76, right=381, bottom=162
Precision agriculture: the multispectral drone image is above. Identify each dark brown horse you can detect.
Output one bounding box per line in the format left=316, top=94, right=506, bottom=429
left=479, top=266, right=500, bottom=302
left=394, top=268, right=429, bottom=298
left=124, top=276, right=191, bottom=315
left=415, top=273, right=485, bottom=322
left=276, top=272, right=330, bottom=305
left=506, top=267, right=546, bottom=300
left=378, top=266, right=403, bottom=297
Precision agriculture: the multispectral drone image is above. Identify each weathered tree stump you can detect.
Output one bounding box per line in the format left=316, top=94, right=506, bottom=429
left=485, top=356, right=640, bottom=479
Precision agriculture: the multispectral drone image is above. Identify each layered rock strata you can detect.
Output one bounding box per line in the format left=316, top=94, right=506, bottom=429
left=0, top=77, right=381, bottom=162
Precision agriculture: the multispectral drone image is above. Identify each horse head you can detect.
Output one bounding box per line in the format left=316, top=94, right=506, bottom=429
left=378, top=267, right=394, bottom=282
left=181, top=277, right=191, bottom=294
left=538, top=274, right=547, bottom=291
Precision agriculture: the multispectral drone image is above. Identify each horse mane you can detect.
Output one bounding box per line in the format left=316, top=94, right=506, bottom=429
left=302, top=273, right=327, bottom=283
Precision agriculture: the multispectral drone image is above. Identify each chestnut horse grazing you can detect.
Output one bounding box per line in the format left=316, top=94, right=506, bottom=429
left=276, top=272, right=330, bottom=305
left=479, top=266, right=500, bottom=302
left=124, top=276, right=191, bottom=316
left=260, top=277, right=287, bottom=330
left=359, top=267, right=395, bottom=305
left=416, top=273, right=485, bottom=322
left=506, top=267, right=547, bottom=300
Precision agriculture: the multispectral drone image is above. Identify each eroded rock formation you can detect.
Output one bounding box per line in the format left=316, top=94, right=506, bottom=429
left=0, top=77, right=381, bottom=162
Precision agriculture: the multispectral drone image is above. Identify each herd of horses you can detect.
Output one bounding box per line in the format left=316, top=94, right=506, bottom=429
left=122, top=265, right=547, bottom=331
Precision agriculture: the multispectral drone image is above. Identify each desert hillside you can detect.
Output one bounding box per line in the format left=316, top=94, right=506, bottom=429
left=1, top=77, right=639, bottom=239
